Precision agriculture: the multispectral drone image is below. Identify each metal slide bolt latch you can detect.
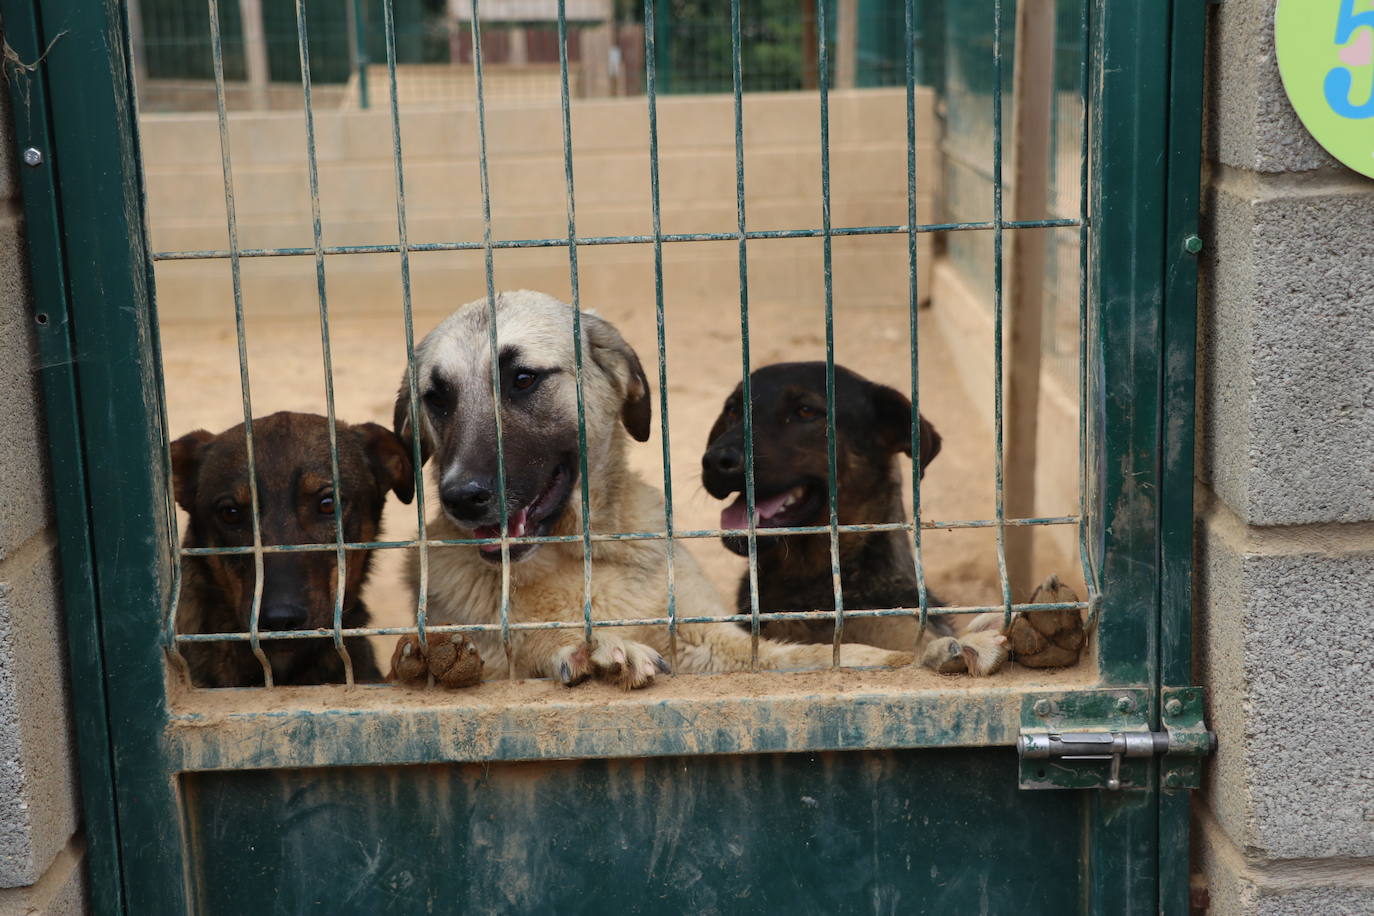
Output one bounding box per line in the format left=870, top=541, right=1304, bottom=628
left=1018, top=731, right=1169, bottom=790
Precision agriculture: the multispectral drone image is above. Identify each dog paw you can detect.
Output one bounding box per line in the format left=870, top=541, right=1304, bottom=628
left=590, top=636, right=669, bottom=690
left=958, top=629, right=1009, bottom=677
left=426, top=633, right=484, bottom=688
left=919, top=631, right=1009, bottom=677
left=1009, top=575, right=1085, bottom=669
left=389, top=634, right=430, bottom=684
left=921, top=636, right=968, bottom=674
left=388, top=633, right=483, bottom=688
left=552, top=643, right=595, bottom=687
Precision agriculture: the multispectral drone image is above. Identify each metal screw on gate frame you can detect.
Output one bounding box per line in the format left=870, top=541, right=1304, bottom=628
left=1164, top=772, right=1183, bottom=789
left=1033, top=699, right=1053, bottom=717
left=1164, top=698, right=1184, bottom=716
left=22, top=148, right=43, bottom=167
left=1184, top=234, right=1203, bottom=254
left=1116, top=695, right=1135, bottom=713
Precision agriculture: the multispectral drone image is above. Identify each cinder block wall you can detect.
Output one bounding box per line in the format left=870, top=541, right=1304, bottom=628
left=1194, top=2, right=1374, bottom=913
left=0, top=76, right=87, bottom=916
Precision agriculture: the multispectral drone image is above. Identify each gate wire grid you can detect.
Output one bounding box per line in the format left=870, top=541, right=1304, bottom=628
left=155, top=0, right=1102, bottom=688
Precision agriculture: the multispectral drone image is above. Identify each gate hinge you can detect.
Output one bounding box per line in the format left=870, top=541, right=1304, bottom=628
left=1017, top=688, right=1215, bottom=791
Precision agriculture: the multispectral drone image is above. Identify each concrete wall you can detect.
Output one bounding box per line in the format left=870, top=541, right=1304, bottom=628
left=0, top=68, right=87, bottom=916
left=1194, top=2, right=1374, bottom=913
left=138, top=88, right=938, bottom=323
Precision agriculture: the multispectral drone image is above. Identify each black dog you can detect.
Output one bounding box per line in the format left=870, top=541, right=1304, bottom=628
left=701, top=362, right=1008, bottom=675
left=171, top=411, right=412, bottom=686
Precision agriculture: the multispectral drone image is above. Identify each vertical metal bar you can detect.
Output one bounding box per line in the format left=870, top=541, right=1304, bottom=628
left=1078, top=0, right=1102, bottom=630
left=557, top=0, right=595, bottom=646
left=381, top=0, right=430, bottom=653
left=1159, top=0, right=1208, bottom=909
left=817, top=0, right=845, bottom=666
left=4, top=1, right=132, bottom=899
left=903, top=0, right=931, bottom=638
left=208, top=0, right=272, bottom=686
left=643, top=0, right=678, bottom=671
left=729, top=0, right=760, bottom=668
left=992, top=0, right=1014, bottom=628
left=351, top=0, right=370, bottom=109
left=1083, top=0, right=1171, bottom=904
left=294, top=0, right=354, bottom=684
left=469, top=0, right=514, bottom=673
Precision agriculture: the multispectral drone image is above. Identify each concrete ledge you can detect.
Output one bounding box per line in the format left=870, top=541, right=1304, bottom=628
left=1196, top=493, right=1374, bottom=860
left=1196, top=808, right=1374, bottom=916
left=0, top=837, right=86, bottom=916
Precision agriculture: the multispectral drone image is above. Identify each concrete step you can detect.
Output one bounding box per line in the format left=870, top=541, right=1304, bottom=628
left=144, top=144, right=941, bottom=230
left=152, top=233, right=933, bottom=321
left=146, top=194, right=937, bottom=254
left=139, top=87, right=939, bottom=168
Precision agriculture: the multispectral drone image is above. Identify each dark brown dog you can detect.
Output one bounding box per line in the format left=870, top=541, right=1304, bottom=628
left=701, top=362, right=1014, bottom=675
left=170, top=411, right=413, bottom=687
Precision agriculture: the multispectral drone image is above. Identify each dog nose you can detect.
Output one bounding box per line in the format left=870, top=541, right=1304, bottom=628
left=443, top=480, right=496, bottom=521
left=705, top=447, right=744, bottom=476
left=259, top=602, right=309, bottom=631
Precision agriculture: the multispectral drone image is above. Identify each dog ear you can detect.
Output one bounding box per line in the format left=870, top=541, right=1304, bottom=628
left=356, top=422, right=415, bottom=505
left=392, top=373, right=432, bottom=467
left=584, top=312, right=652, bottom=442
left=169, top=429, right=216, bottom=511
left=869, top=383, right=942, bottom=474
left=917, top=416, right=942, bottom=476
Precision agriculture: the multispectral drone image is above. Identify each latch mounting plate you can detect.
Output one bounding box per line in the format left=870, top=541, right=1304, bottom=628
left=1018, top=689, right=1150, bottom=790
left=1017, top=688, right=1214, bottom=791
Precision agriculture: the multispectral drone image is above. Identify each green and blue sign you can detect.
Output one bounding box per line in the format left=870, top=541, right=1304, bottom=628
left=1277, top=0, right=1374, bottom=177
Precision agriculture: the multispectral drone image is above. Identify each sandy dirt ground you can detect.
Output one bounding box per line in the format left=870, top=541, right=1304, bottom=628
left=158, top=283, right=1082, bottom=665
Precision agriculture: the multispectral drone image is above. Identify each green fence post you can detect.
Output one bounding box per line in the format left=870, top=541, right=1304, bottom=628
left=654, top=0, right=672, bottom=93
left=352, top=0, right=371, bottom=107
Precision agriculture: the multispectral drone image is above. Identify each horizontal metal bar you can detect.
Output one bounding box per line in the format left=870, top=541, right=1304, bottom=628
left=177, top=515, right=1082, bottom=556
left=172, top=601, right=1091, bottom=644
left=167, top=676, right=1094, bottom=772
left=150, top=218, right=1081, bottom=261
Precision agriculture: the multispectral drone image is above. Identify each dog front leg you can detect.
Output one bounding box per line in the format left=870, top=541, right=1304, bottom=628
left=516, top=630, right=669, bottom=690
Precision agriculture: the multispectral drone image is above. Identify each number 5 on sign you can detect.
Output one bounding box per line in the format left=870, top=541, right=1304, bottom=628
left=1325, top=0, right=1374, bottom=117
left=1277, top=0, right=1374, bottom=177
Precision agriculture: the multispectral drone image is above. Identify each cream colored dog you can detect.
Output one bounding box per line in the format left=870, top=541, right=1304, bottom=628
left=390, top=290, right=914, bottom=688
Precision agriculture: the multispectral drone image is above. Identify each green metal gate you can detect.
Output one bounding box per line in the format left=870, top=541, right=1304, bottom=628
left=2, top=0, right=1207, bottom=912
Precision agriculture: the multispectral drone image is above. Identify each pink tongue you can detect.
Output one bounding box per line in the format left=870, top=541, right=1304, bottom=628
left=721, top=496, right=748, bottom=531
left=474, top=509, right=528, bottom=552
left=720, top=490, right=795, bottom=530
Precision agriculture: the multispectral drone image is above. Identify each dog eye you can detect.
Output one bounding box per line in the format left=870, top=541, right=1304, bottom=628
left=217, top=504, right=243, bottom=525
left=794, top=405, right=823, bottom=422
left=317, top=494, right=336, bottom=515
left=422, top=389, right=448, bottom=413
left=725, top=401, right=740, bottom=419
left=512, top=370, right=539, bottom=392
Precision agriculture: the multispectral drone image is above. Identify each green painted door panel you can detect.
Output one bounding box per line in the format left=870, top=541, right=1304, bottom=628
left=185, top=749, right=1083, bottom=914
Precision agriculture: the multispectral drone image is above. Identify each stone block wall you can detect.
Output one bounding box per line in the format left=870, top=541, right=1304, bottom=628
left=1194, top=2, right=1374, bottom=912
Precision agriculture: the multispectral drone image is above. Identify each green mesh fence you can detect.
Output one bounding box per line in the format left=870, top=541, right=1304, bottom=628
left=139, top=0, right=925, bottom=100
